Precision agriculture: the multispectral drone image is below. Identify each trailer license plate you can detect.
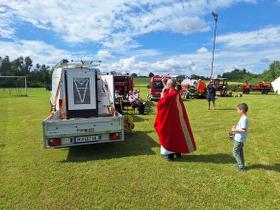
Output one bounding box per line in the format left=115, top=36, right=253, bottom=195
left=75, top=135, right=100, bottom=143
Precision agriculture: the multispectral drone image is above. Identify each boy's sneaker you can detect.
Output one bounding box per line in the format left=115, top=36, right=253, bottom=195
left=236, top=166, right=246, bottom=172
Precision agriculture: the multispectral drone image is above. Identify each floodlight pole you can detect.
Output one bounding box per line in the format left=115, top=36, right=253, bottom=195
left=210, top=11, right=218, bottom=79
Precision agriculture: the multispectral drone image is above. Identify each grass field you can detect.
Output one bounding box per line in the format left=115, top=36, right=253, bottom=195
left=1, top=79, right=280, bottom=209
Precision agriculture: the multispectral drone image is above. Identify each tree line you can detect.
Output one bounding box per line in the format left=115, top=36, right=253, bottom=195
left=1, top=56, right=279, bottom=88
left=0, top=56, right=52, bottom=87
left=146, top=61, right=280, bottom=83
left=220, top=61, right=280, bottom=84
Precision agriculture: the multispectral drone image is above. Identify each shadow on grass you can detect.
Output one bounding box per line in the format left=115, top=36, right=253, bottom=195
left=0, top=95, right=28, bottom=98
left=133, top=115, right=145, bottom=122
left=62, top=131, right=159, bottom=162
left=181, top=153, right=235, bottom=164
left=214, top=108, right=236, bottom=111
left=0, top=143, right=5, bottom=149
left=247, top=164, right=280, bottom=173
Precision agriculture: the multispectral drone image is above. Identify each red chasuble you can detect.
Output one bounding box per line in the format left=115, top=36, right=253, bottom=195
left=154, top=88, right=196, bottom=153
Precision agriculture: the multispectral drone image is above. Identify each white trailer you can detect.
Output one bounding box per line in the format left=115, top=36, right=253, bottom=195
left=42, top=60, right=124, bottom=148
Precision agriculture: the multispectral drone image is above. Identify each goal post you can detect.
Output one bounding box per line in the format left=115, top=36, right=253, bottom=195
left=0, top=76, right=28, bottom=96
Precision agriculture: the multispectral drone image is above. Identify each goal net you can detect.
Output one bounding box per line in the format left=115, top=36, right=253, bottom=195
left=0, top=76, right=27, bottom=96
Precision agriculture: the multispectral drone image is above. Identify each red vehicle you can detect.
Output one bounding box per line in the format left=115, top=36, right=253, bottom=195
left=239, top=83, right=251, bottom=94
left=253, top=82, right=272, bottom=94
left=114, top=75, right=134, bottom=96
left=148, top=75, right=170, bottom=101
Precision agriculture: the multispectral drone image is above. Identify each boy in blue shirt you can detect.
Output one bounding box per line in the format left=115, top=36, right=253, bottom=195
left=231, top=103, right=249, bottom=171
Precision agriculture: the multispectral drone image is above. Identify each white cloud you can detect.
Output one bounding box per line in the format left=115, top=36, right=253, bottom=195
left=0, top=40, right=72, bottom=65
left=102, top=53, right=208, bottom=75
left=137, top=49, right=160, bottom=57
left=218, top=26, right=280, bottom=48
left=0, top=23, right=14, bottom=38
left=197, top=47, right=209, bottom=53
left=0, top=0, right=257, bottom=49
left=211, top=25, right=280, bottom=74
left=2, top=0, right=274, bottom=76
left=101, top=42, right=280, bottom=76
left=165, top=16, right=209, bottom=34
left=97, top=50, right=112, bottom=60
left=119, top=56, right=136, bottom=69
left=209, top=0, right=257, bottom=8
left=1, top=37, right=277, bottom=77
left=0, top=6, right=15, bottom=38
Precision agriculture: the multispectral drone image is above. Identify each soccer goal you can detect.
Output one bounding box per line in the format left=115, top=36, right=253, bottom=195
left=0, top=76, right=28, bottom=96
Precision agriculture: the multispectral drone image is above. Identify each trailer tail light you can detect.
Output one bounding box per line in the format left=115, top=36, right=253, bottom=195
left=48, top=138, right=61, bottom=147
left=109, top=133, right=121, bottom=141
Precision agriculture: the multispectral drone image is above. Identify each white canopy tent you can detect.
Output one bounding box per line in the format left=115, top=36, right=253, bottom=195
left=271, top=76, right=280, bottom=95
left=181, top=78, right=197, bottom=87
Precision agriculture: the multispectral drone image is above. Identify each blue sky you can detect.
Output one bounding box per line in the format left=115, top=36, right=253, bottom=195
left=0, top=0, right=280, bottom=76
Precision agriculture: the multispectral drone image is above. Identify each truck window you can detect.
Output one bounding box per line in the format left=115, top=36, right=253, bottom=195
left=153, top=81, right=164, bottom=88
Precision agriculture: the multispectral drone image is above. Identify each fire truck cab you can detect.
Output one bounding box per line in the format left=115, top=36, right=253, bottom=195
left=148, top=75, right=170, bottom=101
left=113, top=75, right=134, bottom=96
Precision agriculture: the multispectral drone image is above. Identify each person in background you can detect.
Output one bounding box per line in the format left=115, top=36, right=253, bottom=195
left=154, top=79, right=196, bottom=160
left=196, top=79, right=206, bottom=93
left=175, top=80, right=182, bottom=92
left=128, top=90, right=145, bottom=114
left=242, top=82, right=250, bottom=94
left=133, top=89, right=140, bottom=99
left=207, top=80, right=216, bottom=110
left=196, top=79, right=206, bottom=99
left=231, top=103, right=249, bottom=172
left=114, top=90, right=122, bottom=114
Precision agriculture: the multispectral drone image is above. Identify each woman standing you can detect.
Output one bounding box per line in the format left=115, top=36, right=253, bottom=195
left=154, top=79, right=196, bottom=160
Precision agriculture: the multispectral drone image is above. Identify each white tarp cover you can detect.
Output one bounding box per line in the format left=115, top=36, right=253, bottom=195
left=51, top=66, right=115, bottom=116
left=181, top=79, right=197, bottom=87
left=51, top=67, right=65, bottom=111
left=98, top=75, right=115, bottom=115
left=271, top=76, right=280, bottom=95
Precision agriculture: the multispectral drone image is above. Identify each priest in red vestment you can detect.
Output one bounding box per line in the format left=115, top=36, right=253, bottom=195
left=154, top=79, right=196, bottom=160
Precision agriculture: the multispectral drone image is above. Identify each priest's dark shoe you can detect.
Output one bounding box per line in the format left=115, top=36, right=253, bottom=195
left=175, top=153, right=182, bottom=158
left=163, top=154, right=175, bottom=161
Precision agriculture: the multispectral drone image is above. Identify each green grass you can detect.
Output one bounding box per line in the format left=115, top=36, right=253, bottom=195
left=1, top=82, right=280, bottom=209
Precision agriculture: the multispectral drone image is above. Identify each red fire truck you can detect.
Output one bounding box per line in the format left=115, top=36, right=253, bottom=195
left=253, top=82, right=272, bottom=94
left=148, top=75, right=171, bottom=101
left=114, top=75, right=134, bottom=96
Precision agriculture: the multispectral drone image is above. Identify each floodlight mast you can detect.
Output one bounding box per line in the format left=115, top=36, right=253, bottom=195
left=210, top=11, right=218, bottom=79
